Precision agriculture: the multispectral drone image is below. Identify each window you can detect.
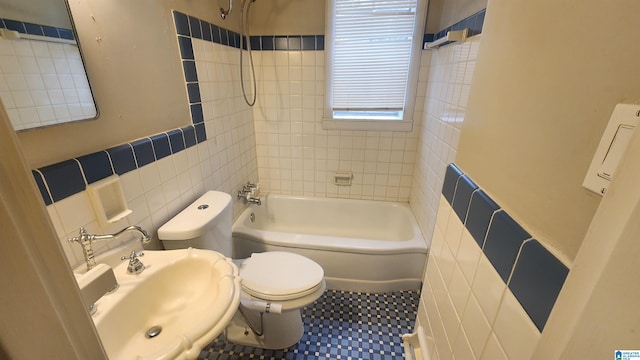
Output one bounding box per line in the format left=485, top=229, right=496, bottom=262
left=323, top=0, right=426, bottom=131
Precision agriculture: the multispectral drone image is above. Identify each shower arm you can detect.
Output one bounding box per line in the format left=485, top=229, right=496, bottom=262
left=220, top=0, right=233, bottom=19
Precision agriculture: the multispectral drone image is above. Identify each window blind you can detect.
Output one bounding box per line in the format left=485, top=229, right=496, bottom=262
left=331, top=0, right=418, bottom=117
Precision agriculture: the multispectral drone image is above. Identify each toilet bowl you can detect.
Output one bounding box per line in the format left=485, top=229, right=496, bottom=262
left=157, top=191, right=326, bottom=349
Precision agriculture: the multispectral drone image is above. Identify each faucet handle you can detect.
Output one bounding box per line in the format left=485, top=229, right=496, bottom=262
left=120, top=250, right=144, bottom=260
left=121, top=250, right=145, bottom=275
left=69, top=227, right=90, bottom=243
left=243, top=182, right=260, bottom=191
left=121, top=250, right=144, bottom=260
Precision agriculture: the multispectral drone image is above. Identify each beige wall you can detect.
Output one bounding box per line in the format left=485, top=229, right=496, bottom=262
left=16, top=0, right=243, bottom=168
left=425, top=0, right=486, bottom=34
left=532, top=126, right=640, bottom=359
left=248, top=0, right=325, bottom=35
left=0, top=102, right=106, bottom=359
left=456, top=0, right=640, bottom=261
left=0, top=0, right=71, bottom=28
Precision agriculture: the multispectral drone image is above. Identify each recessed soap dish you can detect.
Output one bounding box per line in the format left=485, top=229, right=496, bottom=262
left=333, top=171, right=353, bottom=186
left=87, top=175, right=132, bottom=225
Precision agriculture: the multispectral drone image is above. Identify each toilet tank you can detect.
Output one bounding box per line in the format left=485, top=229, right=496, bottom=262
left=157, top=191, right=233, bottom=257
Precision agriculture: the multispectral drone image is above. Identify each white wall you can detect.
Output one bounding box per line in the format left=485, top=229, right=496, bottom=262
left=249, top=0, right=325, bottom=35
left=426, top=0, right=487, bottom=33
left=0, top=0, right=71, bottom=28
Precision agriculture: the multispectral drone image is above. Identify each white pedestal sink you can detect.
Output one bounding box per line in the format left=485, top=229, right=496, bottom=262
left=87, top=247, right=240, bottom=360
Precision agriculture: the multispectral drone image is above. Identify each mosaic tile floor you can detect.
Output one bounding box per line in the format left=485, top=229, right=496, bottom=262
left=199, top=289, right=420, bottom=360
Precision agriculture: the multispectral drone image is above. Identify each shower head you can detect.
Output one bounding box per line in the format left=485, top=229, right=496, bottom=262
left=220, top=0, right=258, bottom=19
left=220, top=0, right=232, bottom=19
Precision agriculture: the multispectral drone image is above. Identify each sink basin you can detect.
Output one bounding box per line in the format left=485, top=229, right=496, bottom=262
left=90, top=248, right=240, bottom=360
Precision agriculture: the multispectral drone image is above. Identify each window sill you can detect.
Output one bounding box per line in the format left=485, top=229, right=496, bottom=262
left=322, top=118, right=413, bottom=132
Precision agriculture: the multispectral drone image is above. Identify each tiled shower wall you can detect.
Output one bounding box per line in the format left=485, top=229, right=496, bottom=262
left=410, top=35, right=481, bottom=246
left=43, top=16, right=258, bottom=269
left=251, top=46, right=430, bottom=201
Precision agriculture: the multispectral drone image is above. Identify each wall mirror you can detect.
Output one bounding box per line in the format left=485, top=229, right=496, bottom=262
left=0, top=0, right=98, bottom=131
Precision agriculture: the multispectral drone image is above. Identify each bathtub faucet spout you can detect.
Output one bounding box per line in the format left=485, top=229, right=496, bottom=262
left=237, top=191, right=262, bottom=206
left=237, top=182, right=262, bottom=206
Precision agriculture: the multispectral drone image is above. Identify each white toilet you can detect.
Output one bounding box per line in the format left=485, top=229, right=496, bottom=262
left=158, top=191, right=326, bottom=350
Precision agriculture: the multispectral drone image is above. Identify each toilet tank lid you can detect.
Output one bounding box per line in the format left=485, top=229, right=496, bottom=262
left=157, top=191, right=231, bottom=240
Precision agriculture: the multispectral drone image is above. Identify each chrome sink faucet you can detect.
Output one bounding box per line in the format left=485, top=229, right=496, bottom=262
left=69, top=225, right=151, bottom=271
left=237, top=181, right=262, bottom=205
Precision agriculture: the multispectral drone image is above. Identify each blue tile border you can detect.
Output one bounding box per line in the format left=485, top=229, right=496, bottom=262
left=107, top=144, right=137, bottom=175
left=424, top=8, right=486, bottom=49
left=131, top=138, right=155, bottom=168
left=466, top=190, right=499, bottom=247
left=442, top=163, right=569, bottom=332
left=442, top=163, right=463, bottom=204
left=182, top=125, right=197, bottom=148
left=32, top=170, right=52, bottom=206
left=150, top=134, right=172, bottom=160
left=33, top=125, right=202, bottom=203
left=77, top=151, right=113, bottom=184
left=509, top=240, right=569, bottom=332
left=483, top=210, right=531, bottom=282
left=39, top=160, right=85, bottom=202
left=451, top=175, right=478, bottom=222
left=171, top=10, right=325, bottom=52
left=173, top=11, right=190, bottom=36
left=167, top=129, right=186, bottom=153
left=0, top=18, right=75, bottom=41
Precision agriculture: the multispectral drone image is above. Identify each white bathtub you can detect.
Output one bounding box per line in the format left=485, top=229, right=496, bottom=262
left=232, top=194, right=428, bottom=292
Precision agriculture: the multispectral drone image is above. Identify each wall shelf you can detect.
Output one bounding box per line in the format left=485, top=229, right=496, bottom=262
left=0, top=28, right=76, bottom=45
left=424, top=28, right=468, bottom=49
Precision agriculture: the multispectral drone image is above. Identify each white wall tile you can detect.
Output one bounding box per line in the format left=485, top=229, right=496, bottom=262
left=444, top=213, right=465, bottom=257
left=452, top=328, right=476, bottom=360
left=493, top=290, right=540, bottom=360
left=428, top=295, right=452, bottom=360
left=471, top=255, right=506, bottom=324
left=138, top=163, right=162, bottom=192
left=456, top=229, right=481, bottom=284
left=448, top=264, right=471, bottom=317
left=436, top=196, right=452, bottom=232
left=436, top=238, right=456, bottom=285
left=461, top=293, right=491, bottom=358
left=416, top=298, right=431, bottom=337
left=54, top=192, right=95, bottom=235
left=479, top=333, right=508, bottom=360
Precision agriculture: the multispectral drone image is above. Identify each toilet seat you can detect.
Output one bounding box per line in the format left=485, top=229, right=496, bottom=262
left=240, top=252, right=324, bottom=301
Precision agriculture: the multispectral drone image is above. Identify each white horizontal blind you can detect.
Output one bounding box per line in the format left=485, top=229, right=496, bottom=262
left=332, top=0, right=417, bottom=118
